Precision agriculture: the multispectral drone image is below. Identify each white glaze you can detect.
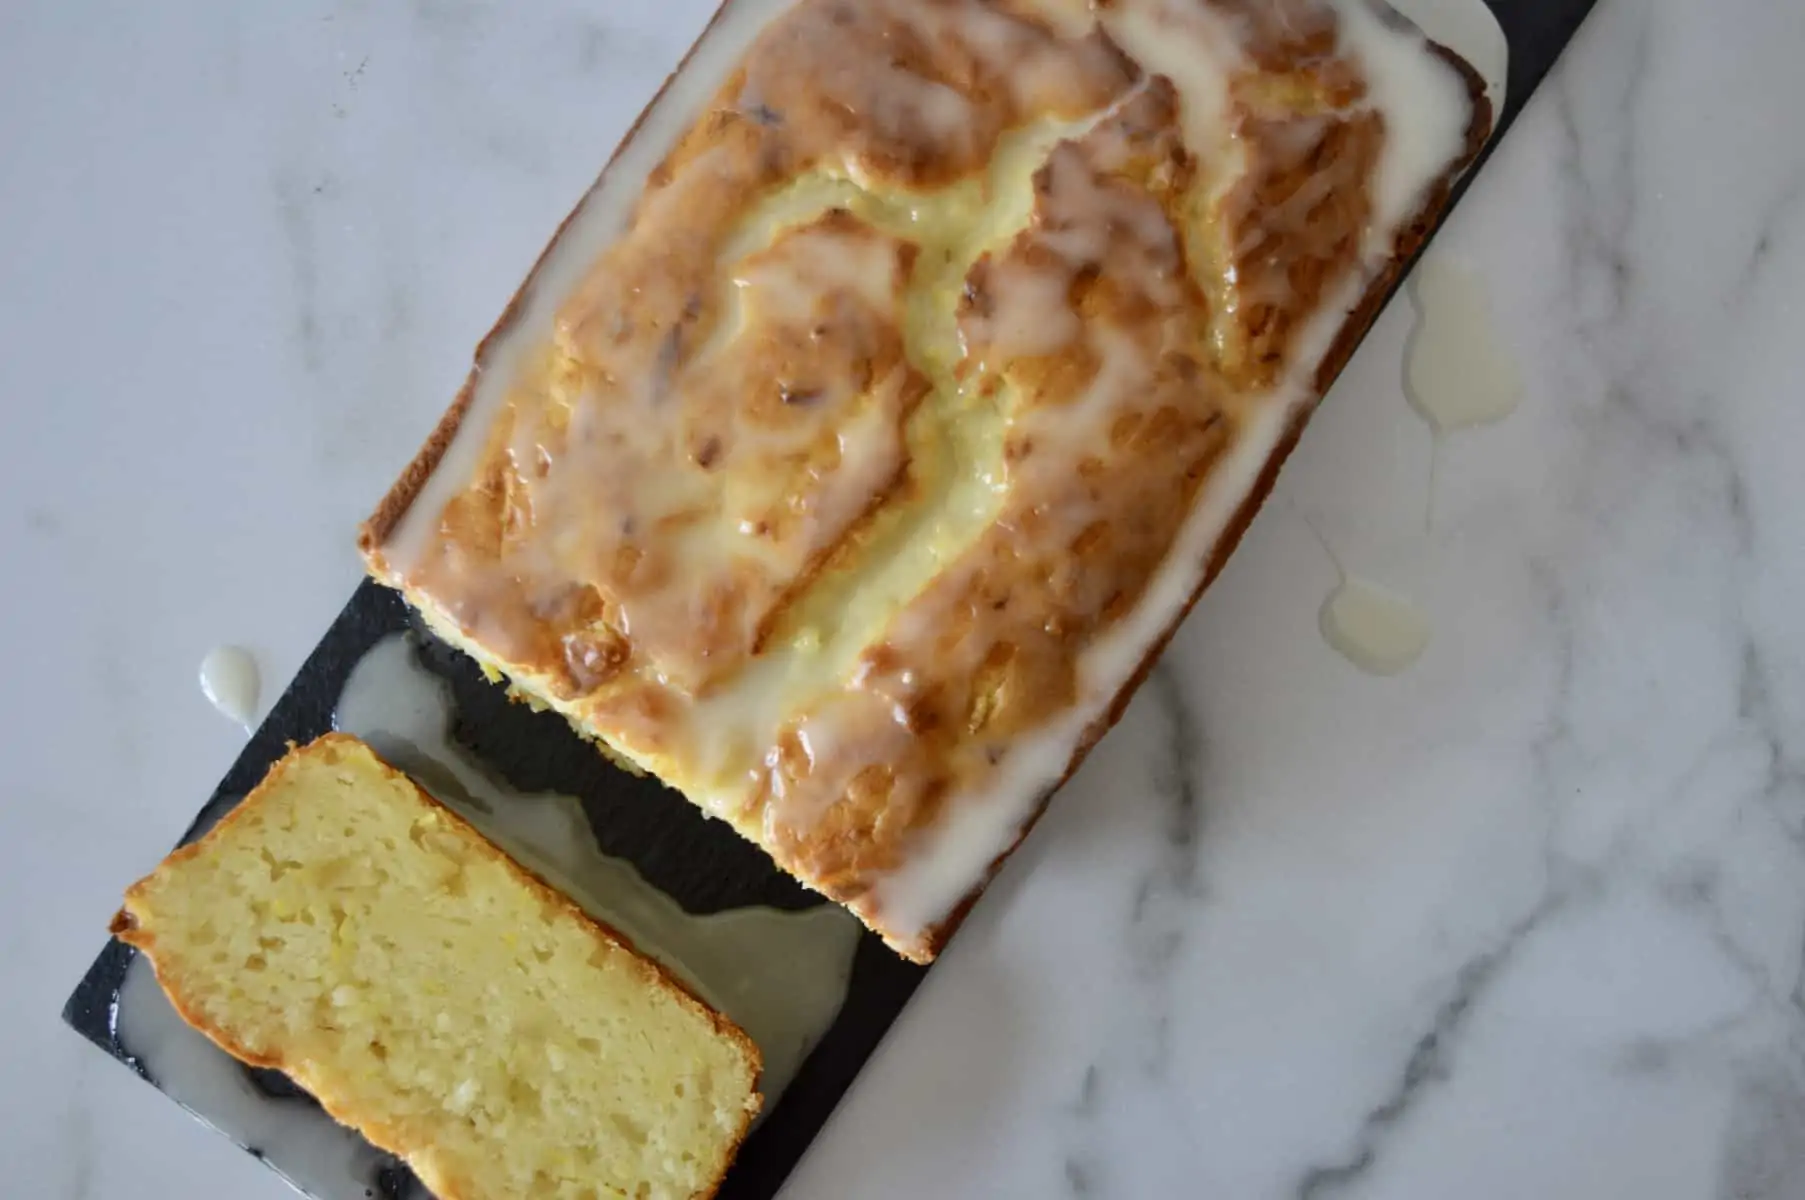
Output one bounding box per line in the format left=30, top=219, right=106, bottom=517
left=1319, top=576, right=1433, bottom=676
left=377, top=0, right=1487, bottom=944
left=115, top=954, right=399, bottom=1200
left=333, top=635, right=860, bottom=1106
left=1335, top=0, right=1484, bottom=261
left=1405, top=253, right=1523, bottom=434
left=198, top=645, right=260, bottom=731
left=1097, top=0, right=1240, bottom=173
left=1293, top=506, right=1432, bottom=675
left=869, top=5, right=1477, bottom=935
left=380, top=0, right=804, bottom=577
left=1387, top=0, right=1509, bottom=118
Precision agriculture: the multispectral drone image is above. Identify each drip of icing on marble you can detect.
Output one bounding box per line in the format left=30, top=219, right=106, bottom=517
left=1319, top=577, right=1433, bottom=676
left=1297, top=509, right=1433, bottom=676
left=115, top=955, right=412, bottom=1200
left=198, top=645, right=260, bottom=731
left=332, top=635, right=861, bottom=1109
left=1405, top=254, right=1522, bottom=435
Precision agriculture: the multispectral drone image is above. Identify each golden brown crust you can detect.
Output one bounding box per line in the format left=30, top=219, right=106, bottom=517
left=115, top=733, right=760, bottom=1200
left=904, top=43, right=1495, bottom=963
left=360, top=376, right=475, bottom=567
left=361, top=1, right=1495, bottom=963
left=360, top=0, right=758, bottom=562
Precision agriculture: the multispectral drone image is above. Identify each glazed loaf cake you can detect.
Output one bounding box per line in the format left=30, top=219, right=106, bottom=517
left=112, top=734, right=761, bottom=1200
left=362, top=0, right=1491, bottom=961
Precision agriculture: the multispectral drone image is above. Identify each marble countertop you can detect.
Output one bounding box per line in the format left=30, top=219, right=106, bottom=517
left=6, top=1, right=1804, bottom=1196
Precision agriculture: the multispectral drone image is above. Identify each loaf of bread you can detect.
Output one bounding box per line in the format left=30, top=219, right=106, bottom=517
left=112, top=734, right=760, bottom=1200
left=361, top=0, right=1491, bottom=961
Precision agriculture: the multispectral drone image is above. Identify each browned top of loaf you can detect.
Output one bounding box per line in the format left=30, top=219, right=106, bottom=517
left=363, top=0, right=1488, bottom=959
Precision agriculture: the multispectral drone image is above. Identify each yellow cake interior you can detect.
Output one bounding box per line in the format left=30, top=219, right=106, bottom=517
left=115, top=734, right=759, bottom=1200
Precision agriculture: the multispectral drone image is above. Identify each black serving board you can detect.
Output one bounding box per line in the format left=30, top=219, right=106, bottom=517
left=66, top=581, right=923, bottom=1200
left=64, top=3, right=1597, bottom=1196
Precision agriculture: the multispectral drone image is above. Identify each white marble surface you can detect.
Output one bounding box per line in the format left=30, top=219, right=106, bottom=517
left=4, top=0, right=1804, bottom=1196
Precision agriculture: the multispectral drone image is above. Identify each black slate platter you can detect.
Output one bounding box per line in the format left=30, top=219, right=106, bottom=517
left=65, top=3, right=1596, bottom=1196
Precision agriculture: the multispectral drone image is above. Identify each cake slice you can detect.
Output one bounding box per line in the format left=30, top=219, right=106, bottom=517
left=361, top=0, right=1492, bottom=961
left=111, top=733, right=760, bottom=1200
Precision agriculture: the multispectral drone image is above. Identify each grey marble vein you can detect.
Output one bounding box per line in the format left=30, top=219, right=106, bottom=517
left=1730, top=166, right=1805, bottom=308
left=1548, top=3, right=1651, bottom=336
left=1061, top=1063, right=1108, bottom=1199
left=1737, top=644, right=1805, bottom=854
left=1125, top=664, right=1209, bottom=1074
left=1294, top=900, right=1560, bottom=1200
left=1717, top=1067, right=1805, bottom=1200
left=272, top=167, right=326, bottom=377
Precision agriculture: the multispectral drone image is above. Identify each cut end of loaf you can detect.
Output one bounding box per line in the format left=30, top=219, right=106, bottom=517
left=115, top=733, right=760, bottom=1200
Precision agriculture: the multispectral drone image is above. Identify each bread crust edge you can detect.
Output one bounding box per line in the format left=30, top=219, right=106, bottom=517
left=113, top=732, right=762, bottom=1200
